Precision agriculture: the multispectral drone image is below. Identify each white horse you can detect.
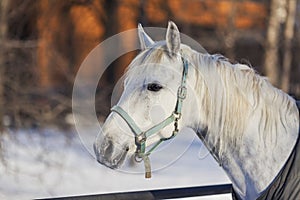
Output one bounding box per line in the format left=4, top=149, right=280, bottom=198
left=94, top=21, right=300, bottom=199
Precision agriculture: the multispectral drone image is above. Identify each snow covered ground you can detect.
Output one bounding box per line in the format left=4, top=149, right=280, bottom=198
left=0, top=127, right=231, bottom=200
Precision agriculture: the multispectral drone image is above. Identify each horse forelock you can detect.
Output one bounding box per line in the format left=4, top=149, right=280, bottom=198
left=126, top=41, right=194, bottom=70
left=124, top=41, right=181, bottom=86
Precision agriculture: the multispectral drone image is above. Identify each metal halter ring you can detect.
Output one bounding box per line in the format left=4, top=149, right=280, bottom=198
left=134, top=153, right=144, bottom=163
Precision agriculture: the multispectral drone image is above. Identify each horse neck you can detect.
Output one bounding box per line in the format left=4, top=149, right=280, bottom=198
left=184, top=52, right=299, bottom=199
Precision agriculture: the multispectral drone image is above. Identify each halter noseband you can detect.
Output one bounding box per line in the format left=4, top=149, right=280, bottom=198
left=111, top=55, right=189, bottom=178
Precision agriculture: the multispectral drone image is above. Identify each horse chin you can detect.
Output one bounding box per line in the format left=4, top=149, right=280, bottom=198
left=93, top=137, right=129, bottom=169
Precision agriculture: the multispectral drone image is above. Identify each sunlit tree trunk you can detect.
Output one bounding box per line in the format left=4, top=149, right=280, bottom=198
left=0, top=0, right=9, bottom=131
left=116, top=0, right=140, bottom=80
left=37, top=1, right=75, bottom=88
left=264, top=0, right=286, bottom=86
left=281, top=0, right=297, bottom=92
left=37, top=0, right=54, bottom=88
left=224, top=0, right=238, bottom=60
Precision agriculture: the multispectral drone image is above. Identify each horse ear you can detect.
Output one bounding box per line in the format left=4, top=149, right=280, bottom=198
left=138, top=23, right=154, bottom=50
left=166, top=21, right=180, bottom=56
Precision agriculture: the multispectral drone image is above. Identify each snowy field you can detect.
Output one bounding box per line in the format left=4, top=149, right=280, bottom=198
left=0, top=127, right=231, bottom=200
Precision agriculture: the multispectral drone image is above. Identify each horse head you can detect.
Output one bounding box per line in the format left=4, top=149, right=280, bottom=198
left=94, top=22, right=197, bottom=173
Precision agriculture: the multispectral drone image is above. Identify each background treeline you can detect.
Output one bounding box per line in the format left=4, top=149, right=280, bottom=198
left=0, top=0, right=299, bottom=130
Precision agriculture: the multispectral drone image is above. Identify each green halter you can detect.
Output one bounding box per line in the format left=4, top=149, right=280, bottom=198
left=111, top=55, right=189, bottom=178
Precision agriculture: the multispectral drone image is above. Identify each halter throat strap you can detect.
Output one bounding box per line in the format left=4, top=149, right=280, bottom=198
left=110, top=55, right=189, bottom=178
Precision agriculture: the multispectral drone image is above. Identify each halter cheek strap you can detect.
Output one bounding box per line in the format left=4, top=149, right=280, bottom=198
left=111, top=55, right=189, bottom=178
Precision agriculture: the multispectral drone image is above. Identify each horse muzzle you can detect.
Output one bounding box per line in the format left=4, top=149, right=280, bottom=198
left=93, top=136, right=129, bottom=169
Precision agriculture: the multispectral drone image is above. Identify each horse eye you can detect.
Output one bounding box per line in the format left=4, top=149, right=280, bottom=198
left=147, top=83, right=163, bottom=92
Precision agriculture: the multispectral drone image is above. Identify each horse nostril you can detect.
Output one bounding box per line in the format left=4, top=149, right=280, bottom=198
left=113, top=158, right=118, bottom=165
left=125, top=146, right=129, bottom=152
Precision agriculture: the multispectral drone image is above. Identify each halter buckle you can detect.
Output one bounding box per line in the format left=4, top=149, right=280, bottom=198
left=177, top=86, right=187, bottom=99
left=173, top=112, right=181, bottom=120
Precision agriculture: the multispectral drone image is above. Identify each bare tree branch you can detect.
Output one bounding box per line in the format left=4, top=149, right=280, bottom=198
left=3, top=40, right=37, bottom=48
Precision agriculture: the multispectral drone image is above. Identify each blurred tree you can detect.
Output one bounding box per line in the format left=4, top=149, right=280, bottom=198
left=37, top=1, right=75, bottom=89
left=216, top=0, right=238, bottom=60
left=115, top=0, right=140, bottom=81
left=0, top=0, right=9, bottom=131
left=264, top=0, right=287, bottom=86
left=281, top=0, right=297, bottom=92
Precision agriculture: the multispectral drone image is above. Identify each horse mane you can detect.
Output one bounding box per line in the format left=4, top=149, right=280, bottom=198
left=192, top=51, right=298, bottom=158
